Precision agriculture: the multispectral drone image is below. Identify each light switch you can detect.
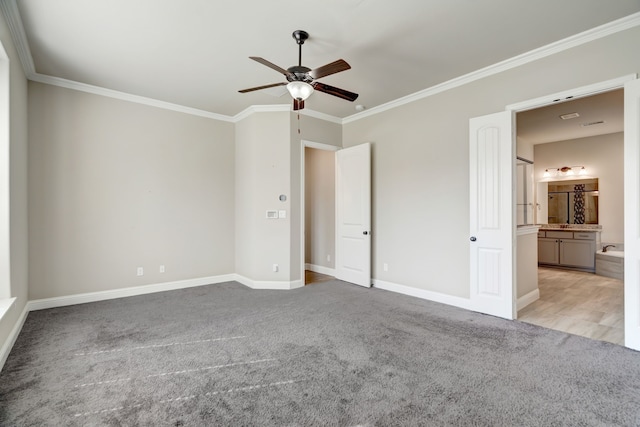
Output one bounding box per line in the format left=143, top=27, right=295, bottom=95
left=266, top=210, right=278, bottom=219
left=278, top=210, right=287, bottom=219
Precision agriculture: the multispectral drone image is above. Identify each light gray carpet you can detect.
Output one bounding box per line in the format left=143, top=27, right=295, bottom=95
left=1, top=279, right=640, bottom=426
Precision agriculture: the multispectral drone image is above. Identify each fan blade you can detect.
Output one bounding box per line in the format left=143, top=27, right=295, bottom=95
left=238, top=82, right=287, bottom=93
left=309, top=59, right=351, bottom=79
left=293, top=99, right=305, bottom=111
left=249, top=57, right=292, bottom=77
left=312, top=82, right=359, bottom=102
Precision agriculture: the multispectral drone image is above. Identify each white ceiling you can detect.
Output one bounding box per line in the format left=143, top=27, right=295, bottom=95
left=517, top=89, right=624, bottom=145
left=5, top=0, right=640, bottom=119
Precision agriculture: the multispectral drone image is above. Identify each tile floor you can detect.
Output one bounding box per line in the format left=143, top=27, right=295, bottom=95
left=518, top=267, right=624, bottom=345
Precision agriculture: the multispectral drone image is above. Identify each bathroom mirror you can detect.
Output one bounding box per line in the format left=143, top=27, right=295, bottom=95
left=547, top=178, right=598, bottom=224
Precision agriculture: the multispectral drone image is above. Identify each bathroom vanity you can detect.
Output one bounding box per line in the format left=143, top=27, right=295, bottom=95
left=537, top=226, right=601, bottom=272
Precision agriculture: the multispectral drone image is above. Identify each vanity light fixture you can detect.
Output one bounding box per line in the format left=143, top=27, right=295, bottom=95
left=543, top=165, right=587, bottom=178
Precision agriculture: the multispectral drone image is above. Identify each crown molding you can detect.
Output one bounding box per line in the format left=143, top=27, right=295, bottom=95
left=29, top=73, right=235, bottom=121
left=232, top=104, right=291, bottom=122
left=342, top=11, right=640, bottom=124
left=0, top=0, right=35, bottom=75
left=3, top=1, right=639, bottom=125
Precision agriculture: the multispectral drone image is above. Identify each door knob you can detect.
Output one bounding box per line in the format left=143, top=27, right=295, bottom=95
left=470, top=236, right=477, bottom=242
left=363, top=231, right=369, bottom=235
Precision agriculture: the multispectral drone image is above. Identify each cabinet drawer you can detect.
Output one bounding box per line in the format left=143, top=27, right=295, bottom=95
left=573, top=232, right=596, bottom=240
left=546, top=231, right=573, bottom=239
left=537, top=231, right=546, bottom=238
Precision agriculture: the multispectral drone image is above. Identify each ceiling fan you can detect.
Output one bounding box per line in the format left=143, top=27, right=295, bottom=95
left=238, top=30, right=359, bottom=111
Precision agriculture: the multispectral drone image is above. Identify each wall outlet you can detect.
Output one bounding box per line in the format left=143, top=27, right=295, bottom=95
left=159, top=265, right=165, bottom=273
left=273, top=264, right=279, bottom=272
left=327, top=254, right=331, bottom=262
left=137, top=267, right=144, bottom=276
left=383, top=263, right=389, bottom=272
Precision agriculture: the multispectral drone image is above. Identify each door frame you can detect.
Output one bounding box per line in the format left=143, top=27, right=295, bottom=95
left=299, top=140, right=340, bottom=283
left=504, top=74, right=637, bottom=346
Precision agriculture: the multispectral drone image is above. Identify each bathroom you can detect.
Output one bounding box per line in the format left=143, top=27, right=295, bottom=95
left=514, top=89, right=625, bottom=345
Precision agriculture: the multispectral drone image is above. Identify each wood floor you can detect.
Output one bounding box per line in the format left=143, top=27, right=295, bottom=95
left=305, top=270, right=334, bottom=285
left=518, top=267, right=624, bottom=345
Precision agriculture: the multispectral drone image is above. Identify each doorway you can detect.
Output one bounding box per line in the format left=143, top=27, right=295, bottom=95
left=512, top=87, right=625, bottom=345
left=301, top=142, right=338, bottom=285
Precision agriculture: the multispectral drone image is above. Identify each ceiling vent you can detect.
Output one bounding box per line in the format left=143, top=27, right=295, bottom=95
left=581, top=120, right=605, bottom=127
left=559, top=112, right=580, bottom=120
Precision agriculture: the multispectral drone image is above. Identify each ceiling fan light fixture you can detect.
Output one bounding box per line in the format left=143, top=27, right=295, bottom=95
left=287, top=81, right=314, bottom=101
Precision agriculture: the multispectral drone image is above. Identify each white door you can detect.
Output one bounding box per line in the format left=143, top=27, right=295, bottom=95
left=624, top=78, right=640, bottom=351
left=335, top=143, right=371, bottom=287
left=469, top=111, right=515, bottom=319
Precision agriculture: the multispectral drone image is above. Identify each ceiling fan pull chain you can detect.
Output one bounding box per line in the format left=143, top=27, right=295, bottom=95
left=298, top=112, right=301, bottom=134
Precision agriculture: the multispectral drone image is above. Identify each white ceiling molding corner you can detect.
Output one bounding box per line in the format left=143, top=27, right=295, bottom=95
left=0, top=0, right=35, bottom=77
left=232, top=104, right=291, bottom=123
left=342, top=12, right=640, bottom=125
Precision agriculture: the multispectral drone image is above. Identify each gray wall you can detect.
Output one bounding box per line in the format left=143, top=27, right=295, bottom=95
left=304, top=147, right=335, bottom=269
left=0, top=12, right=29, bottom=356
left=235, top=111, right=292, bottom=282
left=343, top=26, right=640, bottom=298
left=28, top=82, right=235, bottom=299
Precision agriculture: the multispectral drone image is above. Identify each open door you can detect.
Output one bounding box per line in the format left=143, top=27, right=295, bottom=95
left=469, top=111, right=515, bottom=319
left=624, top=78, right=640, bottom=351
left=335, top=143, right=371, bottom=287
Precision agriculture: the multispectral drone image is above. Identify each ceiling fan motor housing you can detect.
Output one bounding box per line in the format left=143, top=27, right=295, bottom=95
left=287, top=65, right=313, bottom=83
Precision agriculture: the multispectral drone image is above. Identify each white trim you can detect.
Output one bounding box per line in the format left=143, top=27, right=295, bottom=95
left=232, top=104, right=291, bottom=122
left=29, top=73, right=235, bottom=122
left=0, top=0, right=35, bottom=75
left=301, top=139, right=340, bottom=151
left=506, top=74, right=637, bottom=112
left=0, top=302, right=28, bottom=373
left=0, top=297, right=16, bottom=323
left=342, top=13, right=640, bottom=124
left=234, top=274, right=303, bottom=290
left=372, top=279, right=472, bottom=311
left=300, top=139, right=341, bottom=292
left=517, top=289, right=540, bottom=311
left=0, top=39, right=10, bottom=300
left=305, top=263, right=336, bottom=277
left=27, top=274, right=236, bottom=311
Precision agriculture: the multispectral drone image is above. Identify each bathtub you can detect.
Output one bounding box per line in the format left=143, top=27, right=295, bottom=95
left=595, top=250, right=624, bottom=280
left=596, top=250, right=624, bottom=258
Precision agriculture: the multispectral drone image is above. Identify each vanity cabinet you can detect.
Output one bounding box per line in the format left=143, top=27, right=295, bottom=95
left=538, top=230, right=600, bottom=271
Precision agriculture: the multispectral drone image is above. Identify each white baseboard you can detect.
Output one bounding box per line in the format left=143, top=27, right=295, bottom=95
left=0, top=302, right=29, bottom=373
left=234, top=275, right=303, bottom=290
left=28, top=274, right=236, bottom=311
left=372, top=279, right=472, bottom=311
left=517, top=288, right=540, bottom=311
left=304, top=264, right=336, bottom=277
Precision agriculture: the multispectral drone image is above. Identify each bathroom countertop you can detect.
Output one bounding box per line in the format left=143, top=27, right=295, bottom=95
left=538, top=224, right=602, bottom=233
